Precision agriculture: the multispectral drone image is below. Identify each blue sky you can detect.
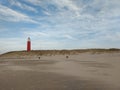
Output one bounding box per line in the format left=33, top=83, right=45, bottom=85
left=0, top=0, right=120, bottom=53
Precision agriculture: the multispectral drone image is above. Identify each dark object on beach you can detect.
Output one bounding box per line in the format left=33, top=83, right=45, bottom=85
left=66, top=56, right=69, bottom=59
left=38, top=57, right=40, bottom=59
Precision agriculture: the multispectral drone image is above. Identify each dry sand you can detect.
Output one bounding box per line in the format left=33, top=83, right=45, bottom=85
left=0, top=52, right=120, bottom=90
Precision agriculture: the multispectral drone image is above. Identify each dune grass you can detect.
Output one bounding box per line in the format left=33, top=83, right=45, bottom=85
left=0, top=48, right=120, bottom=57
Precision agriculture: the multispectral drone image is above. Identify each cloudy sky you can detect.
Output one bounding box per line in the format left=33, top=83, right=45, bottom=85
left=0, top=0, right=120, bottom=53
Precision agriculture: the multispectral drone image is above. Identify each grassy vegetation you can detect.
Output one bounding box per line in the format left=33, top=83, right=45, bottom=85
left=0, top=48, right=120, bottom=57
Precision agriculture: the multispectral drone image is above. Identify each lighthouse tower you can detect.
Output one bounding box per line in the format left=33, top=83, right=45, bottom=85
left=27, top=37, right=31, bottom=51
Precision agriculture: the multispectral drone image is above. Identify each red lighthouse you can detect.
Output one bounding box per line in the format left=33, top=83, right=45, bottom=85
left=27, top=37, right=31, bottom=51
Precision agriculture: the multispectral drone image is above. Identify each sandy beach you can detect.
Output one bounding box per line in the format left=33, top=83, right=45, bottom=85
left=0, top=51, right=120, bottom=90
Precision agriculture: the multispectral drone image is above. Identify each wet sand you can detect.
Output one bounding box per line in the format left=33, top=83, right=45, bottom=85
left=0, top=52, right=120, bottom=90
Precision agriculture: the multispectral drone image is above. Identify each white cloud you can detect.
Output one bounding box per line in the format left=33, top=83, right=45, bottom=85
left=24, top=0, right=120, bottom=19
left=0, top=4, right=37, bottom=23
left=26, top=0, right=42, bottom=5
left=0, top=38, right=26, bottom=54
left=100, top=32, right=120, bottom=41
left=53, top=0, right=80, bottom=11
left=43, top=10, right=51, bottom=16
left=63, top=35, right=78, bottom=40
left=25, top=0, right=81, bottom=16
left=24, top=31, right=49, bottom=37
left=90, top=0, right=120, bottom=18
left=54, top=0, right=83, bottom=17
left=9, top=0, right=37, bottom=12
